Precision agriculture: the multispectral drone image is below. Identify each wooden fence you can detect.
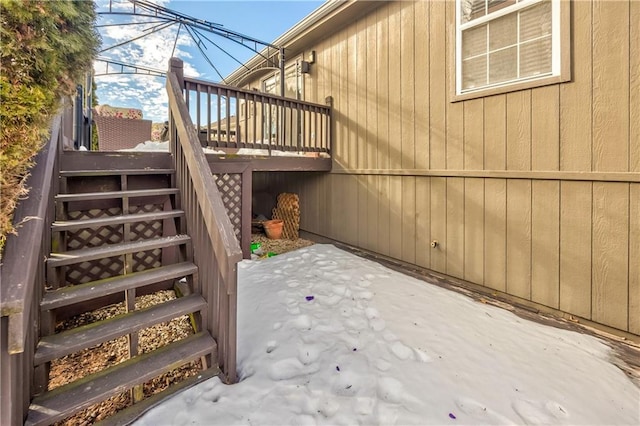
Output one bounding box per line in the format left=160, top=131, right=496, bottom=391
left=1, top=116, right=62, bottom=425
left=166, top=64, right=243, bottom=382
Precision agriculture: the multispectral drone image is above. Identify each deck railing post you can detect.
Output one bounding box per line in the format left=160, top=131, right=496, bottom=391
left=279, top=48, right=286, bottom=148
left=325, top=96, right=333, bottom=153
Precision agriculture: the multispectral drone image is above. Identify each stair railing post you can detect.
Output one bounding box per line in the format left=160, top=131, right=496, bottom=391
left=169, top=57, right=185, bottom=90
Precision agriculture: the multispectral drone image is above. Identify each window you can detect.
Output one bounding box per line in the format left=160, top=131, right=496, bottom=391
left=261, top=61, right=303, bottom=100
left=455, top=0, right=568, bottom=98
left=262, top=61, right=304, bottom=144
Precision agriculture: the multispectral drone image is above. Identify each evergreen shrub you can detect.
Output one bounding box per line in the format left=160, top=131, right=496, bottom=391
left=0, top=0, right=100, bottom=249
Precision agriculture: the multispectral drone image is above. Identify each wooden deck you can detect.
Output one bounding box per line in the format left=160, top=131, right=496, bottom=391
left=61, top=150, right=331, bottom=173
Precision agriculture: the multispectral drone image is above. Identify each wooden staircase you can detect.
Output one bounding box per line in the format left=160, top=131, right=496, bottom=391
left=25, top=168, right=217, bottom=425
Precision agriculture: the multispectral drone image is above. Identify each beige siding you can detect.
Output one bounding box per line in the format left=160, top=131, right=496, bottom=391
left=414, top=1, right=429, bottom=170
left=484, top=179, right=506, bottom=292
left=367, top=174, right=378, bottom=251
left=464, top=178, right=484, bottom=285
left=376, top=6, right=389, bottom=170
left=632, top=1, right=640, bottom=173
left=592, top=1, right=629, bottom=172
left=430, top=177, right=446, bottom=273
left=356, top=18, right=367, bottom=170
left=506, top=180, right=532, bottom=300
left=464, top=99, right=484, bottom=170
left=531, top=181, right=560, bottom=308
left=559, top=181, right=592, bottom=319
left=531, top=86, right=560, bottom=171
left=389, top=175, right=402, bottom=259
left=401, top=177, right=416, bottom=264
left=560, top=0, right=592, bottom=172
left=365, top=12, right=378, bottom=169
left=592, top=183, right=629, bottom=330
left=357, top=174, right=368, bottom=248
left=484, top=96, right=506, bottom=170
left=250, top=1, right=639, bottom=336
left=429, top=0, right=446, bottom=170
left=630, top=184, right=640, bottom=334
left=446, top=178, right=464, bottom=278
left=415, top=177, right=431, bottom=269
left=378, top=175, right=390, bottom=257
left=506, top=91, right=532, bottom=171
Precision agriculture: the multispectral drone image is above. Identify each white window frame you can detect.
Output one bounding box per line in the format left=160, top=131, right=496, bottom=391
left=260, top=58, right=305, bottom=144
left=453, top=0, right=570, bottom=101
left=261, top=58, right=304, bottom=100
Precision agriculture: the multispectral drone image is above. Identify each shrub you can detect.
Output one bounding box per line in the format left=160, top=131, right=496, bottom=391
left=0, top=0, right=100, bottom=250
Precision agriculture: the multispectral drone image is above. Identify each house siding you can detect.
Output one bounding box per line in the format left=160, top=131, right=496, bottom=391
left=250, top=0, right=640, bottom=336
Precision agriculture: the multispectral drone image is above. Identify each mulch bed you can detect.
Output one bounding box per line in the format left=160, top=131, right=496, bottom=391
left=250, top=233, right=314, bottom=257
left=50, top=290, right=202, bottom=425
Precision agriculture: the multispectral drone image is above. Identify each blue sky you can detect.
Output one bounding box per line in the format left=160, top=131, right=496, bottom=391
left=94, top=0, right=322, bottom=122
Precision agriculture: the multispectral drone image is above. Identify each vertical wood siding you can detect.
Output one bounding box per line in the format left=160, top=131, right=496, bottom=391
left=250, top=0, right=639, bottom=336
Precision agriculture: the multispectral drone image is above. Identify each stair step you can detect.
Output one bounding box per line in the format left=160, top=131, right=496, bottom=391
left=35, top=293, right=206, bottom=366
left=47, top=235, right=191, bottom=268
left=55, top=188, right=179, bottom=203
left=51, top=210, right=185, bottom=232
left=60, top=169, right=175, bottom=177
left=41, top=262, right=198, bottom=311
left=26, top=332, right=215, bottom=426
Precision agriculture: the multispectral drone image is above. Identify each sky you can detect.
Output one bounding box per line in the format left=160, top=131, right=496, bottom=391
left=136, top=244, right=640, bottom=425
left=93, top=0, right=323, bottom=122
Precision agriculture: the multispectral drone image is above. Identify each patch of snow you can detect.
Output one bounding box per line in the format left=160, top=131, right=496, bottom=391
left=119, top=141, right=328, bottom=157
left=136, top=245, right=640, bottom=425
left=120, top=141, right=169, bottom=152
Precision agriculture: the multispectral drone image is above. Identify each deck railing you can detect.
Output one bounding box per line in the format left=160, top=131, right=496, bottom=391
left=1, top=115, right=62, bottom=424
left=171, top=60, right=332, bottom=154
left=167, top=62, right=243, bottom=383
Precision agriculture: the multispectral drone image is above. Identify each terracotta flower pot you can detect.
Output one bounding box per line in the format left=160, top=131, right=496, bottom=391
left=263, top=219, right=284, bottom=240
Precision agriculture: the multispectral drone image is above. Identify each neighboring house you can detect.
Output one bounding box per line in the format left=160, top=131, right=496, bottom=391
left=228, top=0, right=639, bottom=338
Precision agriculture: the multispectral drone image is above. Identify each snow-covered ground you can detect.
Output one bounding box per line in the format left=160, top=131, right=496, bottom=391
left=136, top=244, right=640, bottom=425
left=120, top=140, right=329, bottom=157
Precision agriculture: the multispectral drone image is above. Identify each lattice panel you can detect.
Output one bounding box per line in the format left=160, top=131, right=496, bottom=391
left=63, top=204, right=165, bottom=284
left=66, top=208, right=123, bottom=250
left=65, top=208, right=123, bottom=284
left=213, top=173, right=242, bottom=240
left=66, top=256, right=124, bottom=285
left=130, top=204, right=164, bottom=271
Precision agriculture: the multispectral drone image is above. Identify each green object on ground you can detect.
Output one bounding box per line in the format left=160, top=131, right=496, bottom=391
left=251, top=242, right=261, bottom=253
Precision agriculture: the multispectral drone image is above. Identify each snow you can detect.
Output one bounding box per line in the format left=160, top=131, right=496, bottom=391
left=119, top=141, right=170, bottom=152
left=119, top=141, right=329, bottom=157
left=136, top=244, right=640, bottom=425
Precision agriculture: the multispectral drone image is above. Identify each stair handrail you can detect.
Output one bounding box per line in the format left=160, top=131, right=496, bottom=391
left=166, top=62, right=242, bottom=382
left=1, top=114, right=61, bottom=354
left=1, top=114, right=61, bottom=424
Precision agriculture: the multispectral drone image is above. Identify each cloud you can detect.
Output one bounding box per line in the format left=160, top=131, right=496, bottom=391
left=94, top=0, right=200, bottom=122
